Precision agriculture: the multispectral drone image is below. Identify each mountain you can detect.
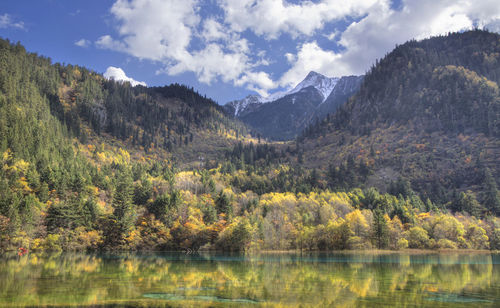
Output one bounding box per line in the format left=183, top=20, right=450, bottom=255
left=316, top=75, right=365, bottom=116
left=226, top=72, right=363, bottom=140
left=225, top=71, right=338, bottom=117
left=1, top=33, right=499, bottom=254
left=0, top=38, right=252, bottom=171
left=224, top=94, right=263, bottom=118
left=239, top=86, right=325, bottom=140
left=298, top=30, right=500, bottom=211
left=287, top=71, right=340, bottom=101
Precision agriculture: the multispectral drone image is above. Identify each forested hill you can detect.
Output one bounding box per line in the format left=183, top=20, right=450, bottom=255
left=298, top=30, right=500, bottom=212
left=1, top=34, right=500, bottom=253
left=0, top=38, right=251, bottom=166
left=333, top=29, right=500, bottom=136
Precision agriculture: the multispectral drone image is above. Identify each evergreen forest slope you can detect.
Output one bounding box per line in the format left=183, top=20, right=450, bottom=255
left=0, top=32, right=500, bottom=254
left=299, top=30, right=500, bottom=214
left=0, top=38, right=252, bottom=168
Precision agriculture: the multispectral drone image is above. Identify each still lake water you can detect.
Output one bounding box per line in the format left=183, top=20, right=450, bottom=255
left=0, top=252, right=499, bottom=307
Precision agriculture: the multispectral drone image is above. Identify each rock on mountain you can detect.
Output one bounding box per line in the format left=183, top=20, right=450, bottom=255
left=225, top=72, right=363, bottom=140
left=315, top=75, right=364, bottom=117
left=224, top=94, right=263, bottom=118
left=288, top=71, right=340, bottom=100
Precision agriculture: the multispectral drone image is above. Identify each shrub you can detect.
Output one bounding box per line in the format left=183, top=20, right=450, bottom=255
left=397, top=238, right=409, bottom=250
left=407, top=226, right=430, bottom=249
left=347, top=236, right=371, bottom=250
left=215, top=218, right=251, bottom=251
left=436, top=239, right=458, bottom=249
left=465, top=225, right=489, bottom=250
left=32, top=234, right=63, bottom=252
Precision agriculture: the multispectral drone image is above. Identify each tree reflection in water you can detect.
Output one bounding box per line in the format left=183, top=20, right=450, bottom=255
left=0, top=252, right=498, bottom=307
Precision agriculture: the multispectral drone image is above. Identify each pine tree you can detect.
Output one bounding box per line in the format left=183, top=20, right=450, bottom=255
left=483, top=168, right=500, bottom=215
left=112, top=172, right=135, bottom=232
left=372, top=208, right=389, bottom=249
left=215, top=191, right=232, bottom=217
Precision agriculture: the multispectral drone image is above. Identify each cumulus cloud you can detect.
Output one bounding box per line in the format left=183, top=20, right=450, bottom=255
left=235, top=71, right=275, bottom=96
left=279, top=42, right=344, bottom=88
left=96, top=0, right=500, bottom=97
left=96, top=35, right=126, bottom=51
left=202, top=18, right=228, bottom=42
left=0, top=14, right=25, bottom=30
left=280, top=0, right=500, bottom=87
left=104, top=66, right=146, bottom=87
left=97, top=0, right=275, bottom=94
left=105, top=0, right=198, bottom=61
left=218, top=0, right=379, bottom=39
left=75, top=39, right=91, bottom=48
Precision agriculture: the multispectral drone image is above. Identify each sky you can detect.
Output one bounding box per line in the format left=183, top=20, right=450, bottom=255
left=1, top=0, right=500, bottom=104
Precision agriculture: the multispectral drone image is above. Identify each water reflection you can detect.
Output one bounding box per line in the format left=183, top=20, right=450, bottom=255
left=0, top=252, right=498, bottom=307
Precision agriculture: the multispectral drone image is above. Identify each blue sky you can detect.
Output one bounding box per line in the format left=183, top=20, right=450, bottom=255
left=1, top=0, right=499, bottom=104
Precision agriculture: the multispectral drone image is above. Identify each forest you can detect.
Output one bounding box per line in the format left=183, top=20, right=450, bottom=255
left=0, top=32, right=500, bottom=253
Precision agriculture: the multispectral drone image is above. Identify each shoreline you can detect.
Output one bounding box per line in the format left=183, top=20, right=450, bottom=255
left=2, top=248, right=497, bottom=257
left=252, top=248, right=498, bottom=254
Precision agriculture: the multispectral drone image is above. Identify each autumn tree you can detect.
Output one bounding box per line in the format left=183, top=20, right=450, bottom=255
left=465, top=224, right=489, bottom=250
left=406, top=226, right=429, bottom=249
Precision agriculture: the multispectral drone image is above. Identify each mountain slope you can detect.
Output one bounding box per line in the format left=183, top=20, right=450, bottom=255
left=287, top=71, right=339, bottom=101
left=316, top=75, right=364, bottom=116
left=0, top=38, right=252, bottom=167
left=227, top=72, right=362, bottom=140
left=0, top=37, right=253, bottom=223
left=299, top=30, right=500, bottom=209
left=1, top=34, right=499, bottom=254
left=0, top=37, right=259, bottom=248
left=240, top=86, right=325, bottom=140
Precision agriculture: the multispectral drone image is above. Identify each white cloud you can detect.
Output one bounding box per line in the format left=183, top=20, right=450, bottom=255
left=104, top=66, right=147, bottom=87
left=96, top=35, right=126, bottom=51
left=202, top=18, right=228, bottom=42
left=106, top=0, right=199, bottom=61
left=218, top=0, right=379, bottom=39
left=168, top=43, right=248, bottom=84
left=0, top=14, right=24, bottom=30
left=97, top=0, right=500, bottom=98
left=285, top=52, right=296, bottom=63
left=98, top=0, right=272, bottom=94
left=280, top=0, right=500, bottom=87
left=236, top=71, right=276, bottom=96
left=279, top=41, right=344, bottom=88
left=75, top=39, right=91, bottom=48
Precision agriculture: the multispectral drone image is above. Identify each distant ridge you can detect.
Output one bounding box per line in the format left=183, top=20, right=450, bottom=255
left=225, top=72, right=363, bottom=140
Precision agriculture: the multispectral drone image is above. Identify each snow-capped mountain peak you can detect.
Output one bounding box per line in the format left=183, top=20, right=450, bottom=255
left=226, top=71, right=348, bottom=116
left=288, top=71, right=339, bottom=101
left=225, top=90, right=289, bottom=116
left=227, top=94, right=262, bottom=116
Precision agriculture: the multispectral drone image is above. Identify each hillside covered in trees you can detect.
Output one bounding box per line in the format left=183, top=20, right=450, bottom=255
left=298, top=30, right=500, bottom=216
left=0, top=32, right=500, bottom=253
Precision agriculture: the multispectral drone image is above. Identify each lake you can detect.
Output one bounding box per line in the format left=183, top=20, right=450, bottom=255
left=0, top=252, right=499, bottom=307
